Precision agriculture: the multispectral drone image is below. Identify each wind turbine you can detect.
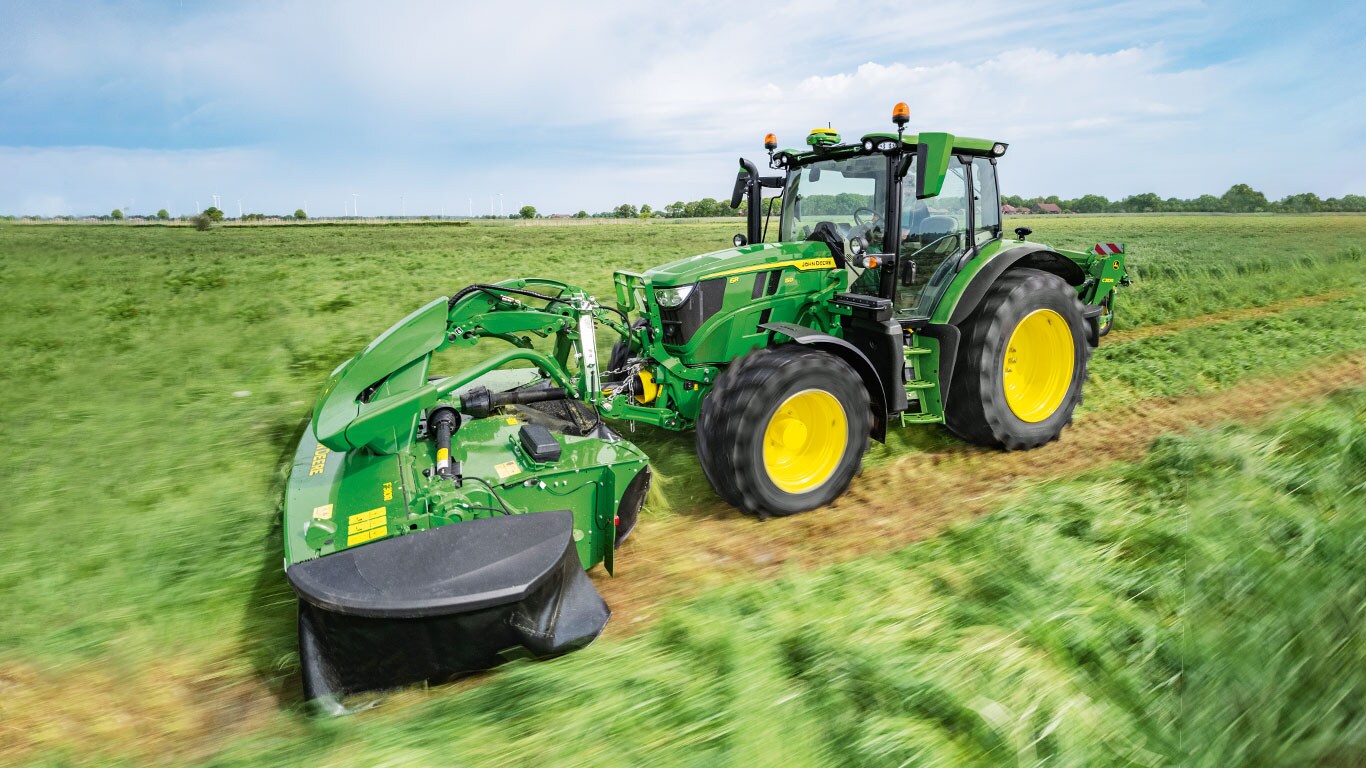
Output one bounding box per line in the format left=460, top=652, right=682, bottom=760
left=352, top=193, right=360, bottom=219
left=237, top=199, right=243, bottom=219
left=401, top=194, right=405, bottom=218
left=498, top=193, right=504, bottom=217
left=468, top=197, right=473, bottom=217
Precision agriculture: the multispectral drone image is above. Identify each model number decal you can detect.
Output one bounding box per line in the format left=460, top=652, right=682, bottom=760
left=382, top=481, right=393, bottom=501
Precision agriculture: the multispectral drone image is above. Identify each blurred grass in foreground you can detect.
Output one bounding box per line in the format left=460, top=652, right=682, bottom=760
left=196, top=389, right=1365, bottom=768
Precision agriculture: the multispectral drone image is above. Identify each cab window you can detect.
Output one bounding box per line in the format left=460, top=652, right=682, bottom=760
left=894, top=156, right=969, bottom=316
left=972, top=157, right=1001, bottom=246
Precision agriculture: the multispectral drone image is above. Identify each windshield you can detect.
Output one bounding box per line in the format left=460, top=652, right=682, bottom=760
left=779, top=154, right=889, bottom=246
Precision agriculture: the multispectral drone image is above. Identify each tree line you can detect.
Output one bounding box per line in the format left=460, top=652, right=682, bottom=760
left=1005, top=184, right=1366, bottom=214
left=6, top=183, right=1362, bottom=222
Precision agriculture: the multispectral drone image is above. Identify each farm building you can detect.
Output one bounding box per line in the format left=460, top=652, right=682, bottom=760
left=1001, top=204, right=1026, bottom=215
left=1033, top=203, right=1063, bottom=214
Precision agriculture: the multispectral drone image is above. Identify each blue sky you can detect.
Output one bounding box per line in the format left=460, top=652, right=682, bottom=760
left=1, top=0, right=1362, bottom=216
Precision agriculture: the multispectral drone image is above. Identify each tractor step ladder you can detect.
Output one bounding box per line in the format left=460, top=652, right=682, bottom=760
left=900, top=342, right=944, bottom=426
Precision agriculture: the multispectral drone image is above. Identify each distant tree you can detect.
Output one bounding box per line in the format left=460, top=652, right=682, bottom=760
left=519, top=205, right=537, bottom=219
left=1221, top=184, right=1268, bottom=213
left=202, top=206, right=224, bottom=222
left=1119, top=193, right=1162, bottom=213
left=1278, top=192, right=1322, bottom=213
left=155, top=208, right=169, bottom=220
left=1341, top=194, right=1366, bottom=212
left=613, top=203, right=638, bottom=218
left=574, top=210, right=588, bottom=218
left=191, top=214, right=213, bottom=231
left=639, top=204, right=652, bottom=218
left=1193, top=194, right=1223, bottom=212
left=1070, top=194, right=1110, bottom=213
left=110, top=208, right=124, bottom=220
left=664, top=201, right=685, bottom=218
left=294, top=209, right=308, bottom=220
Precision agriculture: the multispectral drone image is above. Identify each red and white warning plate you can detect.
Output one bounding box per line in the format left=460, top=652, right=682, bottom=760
left=1092, top=243, right=1125, bottom=255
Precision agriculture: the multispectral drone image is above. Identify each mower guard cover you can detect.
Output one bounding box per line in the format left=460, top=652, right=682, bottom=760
left=292, top=509, right=609, bottom=704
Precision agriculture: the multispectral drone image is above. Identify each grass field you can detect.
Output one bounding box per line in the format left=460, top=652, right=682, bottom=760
left=0, top=215, right=1363, bottom=766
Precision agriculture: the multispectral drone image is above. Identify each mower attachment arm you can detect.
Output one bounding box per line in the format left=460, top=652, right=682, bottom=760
left=312, top=283, right=618, bottom=454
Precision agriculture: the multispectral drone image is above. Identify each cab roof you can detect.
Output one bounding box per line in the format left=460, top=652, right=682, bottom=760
left=775, top=132, right=1005, bottom=166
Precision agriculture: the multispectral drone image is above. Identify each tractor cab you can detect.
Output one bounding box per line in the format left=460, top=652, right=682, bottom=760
left=739, top=112, right=1008, bottom=324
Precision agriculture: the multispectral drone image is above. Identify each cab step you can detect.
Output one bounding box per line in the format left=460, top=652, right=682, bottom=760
left=900, top=412, right=943, bottom=425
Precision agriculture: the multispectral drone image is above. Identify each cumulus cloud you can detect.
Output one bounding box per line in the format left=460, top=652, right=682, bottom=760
left=0, top=0, right=1361, bottom=214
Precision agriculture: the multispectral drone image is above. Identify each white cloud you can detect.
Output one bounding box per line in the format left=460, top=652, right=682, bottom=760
left=0, top=0, right=1361, bottom=213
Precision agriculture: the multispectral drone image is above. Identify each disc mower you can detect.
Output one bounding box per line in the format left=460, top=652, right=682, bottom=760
left=282, top=103, right=1129, bottom=707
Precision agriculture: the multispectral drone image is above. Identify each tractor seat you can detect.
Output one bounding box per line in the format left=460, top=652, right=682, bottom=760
left=915, top=214, right=957, bottom=240
left=805, top=221, right=847, bottom=268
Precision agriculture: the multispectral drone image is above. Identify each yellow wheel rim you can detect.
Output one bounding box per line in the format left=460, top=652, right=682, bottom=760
left=1002, top=309, right=1075, bottom=423
left=762, top=389, right=848, bottom=494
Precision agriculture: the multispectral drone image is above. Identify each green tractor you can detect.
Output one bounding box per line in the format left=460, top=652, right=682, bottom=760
left=283, top=103, right=1129, bottom=708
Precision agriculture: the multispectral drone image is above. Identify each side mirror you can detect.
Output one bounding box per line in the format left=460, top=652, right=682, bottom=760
left=808, top=168, right=821, bottom=182
left=1014, top=227, right=1032, bottom=241
left=915, top=132, right=954, bottom=200
left=733, top=233, right=748, bottom=248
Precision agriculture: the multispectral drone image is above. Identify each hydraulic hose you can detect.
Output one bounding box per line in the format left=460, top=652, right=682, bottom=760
left=459, top=385, right=568, bottom=419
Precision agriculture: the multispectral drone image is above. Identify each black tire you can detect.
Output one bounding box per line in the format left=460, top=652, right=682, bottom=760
left=697, top=345, right=870, bottom=516
left=945, top=268, right=1090, bottom=450
left=1096, top=292, right=1115, bottom=337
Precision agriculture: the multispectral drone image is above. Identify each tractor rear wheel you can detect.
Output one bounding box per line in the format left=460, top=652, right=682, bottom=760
left=945, top=268, right=1090, bottom=450
left=697, top=345, right=870, bottom=516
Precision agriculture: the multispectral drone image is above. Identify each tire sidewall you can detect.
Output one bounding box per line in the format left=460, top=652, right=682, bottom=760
left=731, top=350, right=870, bottom=515
left=975, top=273, right=1087, bottom=447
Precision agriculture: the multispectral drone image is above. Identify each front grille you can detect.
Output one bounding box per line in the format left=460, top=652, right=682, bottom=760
left=658, top=278, right=725, bottom=346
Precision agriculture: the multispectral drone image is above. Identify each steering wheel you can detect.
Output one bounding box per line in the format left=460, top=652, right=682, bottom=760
left=853, top=207, right=878, bottom=227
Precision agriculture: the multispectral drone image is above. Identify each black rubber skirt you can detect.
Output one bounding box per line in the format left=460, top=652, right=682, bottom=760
left=289, top=510, right=609, bottom=706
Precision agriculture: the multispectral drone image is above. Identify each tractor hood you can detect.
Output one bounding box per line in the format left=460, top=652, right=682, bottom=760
left=643, top=240, right=836, bottom=286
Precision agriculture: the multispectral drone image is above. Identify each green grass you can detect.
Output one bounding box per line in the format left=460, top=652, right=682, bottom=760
left=0, top=216, right=1362, bottom=764
left=1007, top=214, right=1364, bottom=328
left=0, top=217, right=1360, bottom=661
left=189, top=389, right=1365, bottom=767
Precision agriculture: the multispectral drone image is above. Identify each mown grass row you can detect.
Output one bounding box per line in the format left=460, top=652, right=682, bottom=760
left=0, top=219, right=1361, bottom=669
left=171, top=388, right=1364, bottom=768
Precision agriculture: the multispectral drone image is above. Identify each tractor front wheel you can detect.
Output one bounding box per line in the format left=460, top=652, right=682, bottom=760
left=945, top=268, right=1090, bottom=450
left=697, top=346, right=870, bottom=517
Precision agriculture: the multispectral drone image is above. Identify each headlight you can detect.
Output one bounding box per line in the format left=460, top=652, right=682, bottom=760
left=654, top=284, right=695, bottom=309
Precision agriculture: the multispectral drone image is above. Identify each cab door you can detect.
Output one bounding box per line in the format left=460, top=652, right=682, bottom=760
left=893, top=156, right=971, bottom=318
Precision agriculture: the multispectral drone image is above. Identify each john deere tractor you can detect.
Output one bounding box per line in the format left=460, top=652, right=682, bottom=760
left=282, top=103, right=1129, bottom=706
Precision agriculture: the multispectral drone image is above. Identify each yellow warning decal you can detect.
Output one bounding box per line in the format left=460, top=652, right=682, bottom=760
left=345, top=506, right=388, bottom=546
left=436, top=448, right=449, bottom=461
left=505, top=417, right=519, bottom=425
left=702, top=257, right=836, bottom=280
left=346, top=527, right=387, bottom=547
left=1101, top=277, right=1114, bottom=283
left=347, top=507, right=385, bottom=526
left=312, top=504, right=333, bottom=521
left=308, top=444, right=330, bottom=476
left=494, top=460, right=519, bottom=479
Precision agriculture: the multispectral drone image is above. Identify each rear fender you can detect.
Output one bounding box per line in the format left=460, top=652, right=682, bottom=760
left=927, top=243, right=1089, bottom=411
left=759, top=322, right=889, bottom=442
left=942, top=243, right=1086, bottom=326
